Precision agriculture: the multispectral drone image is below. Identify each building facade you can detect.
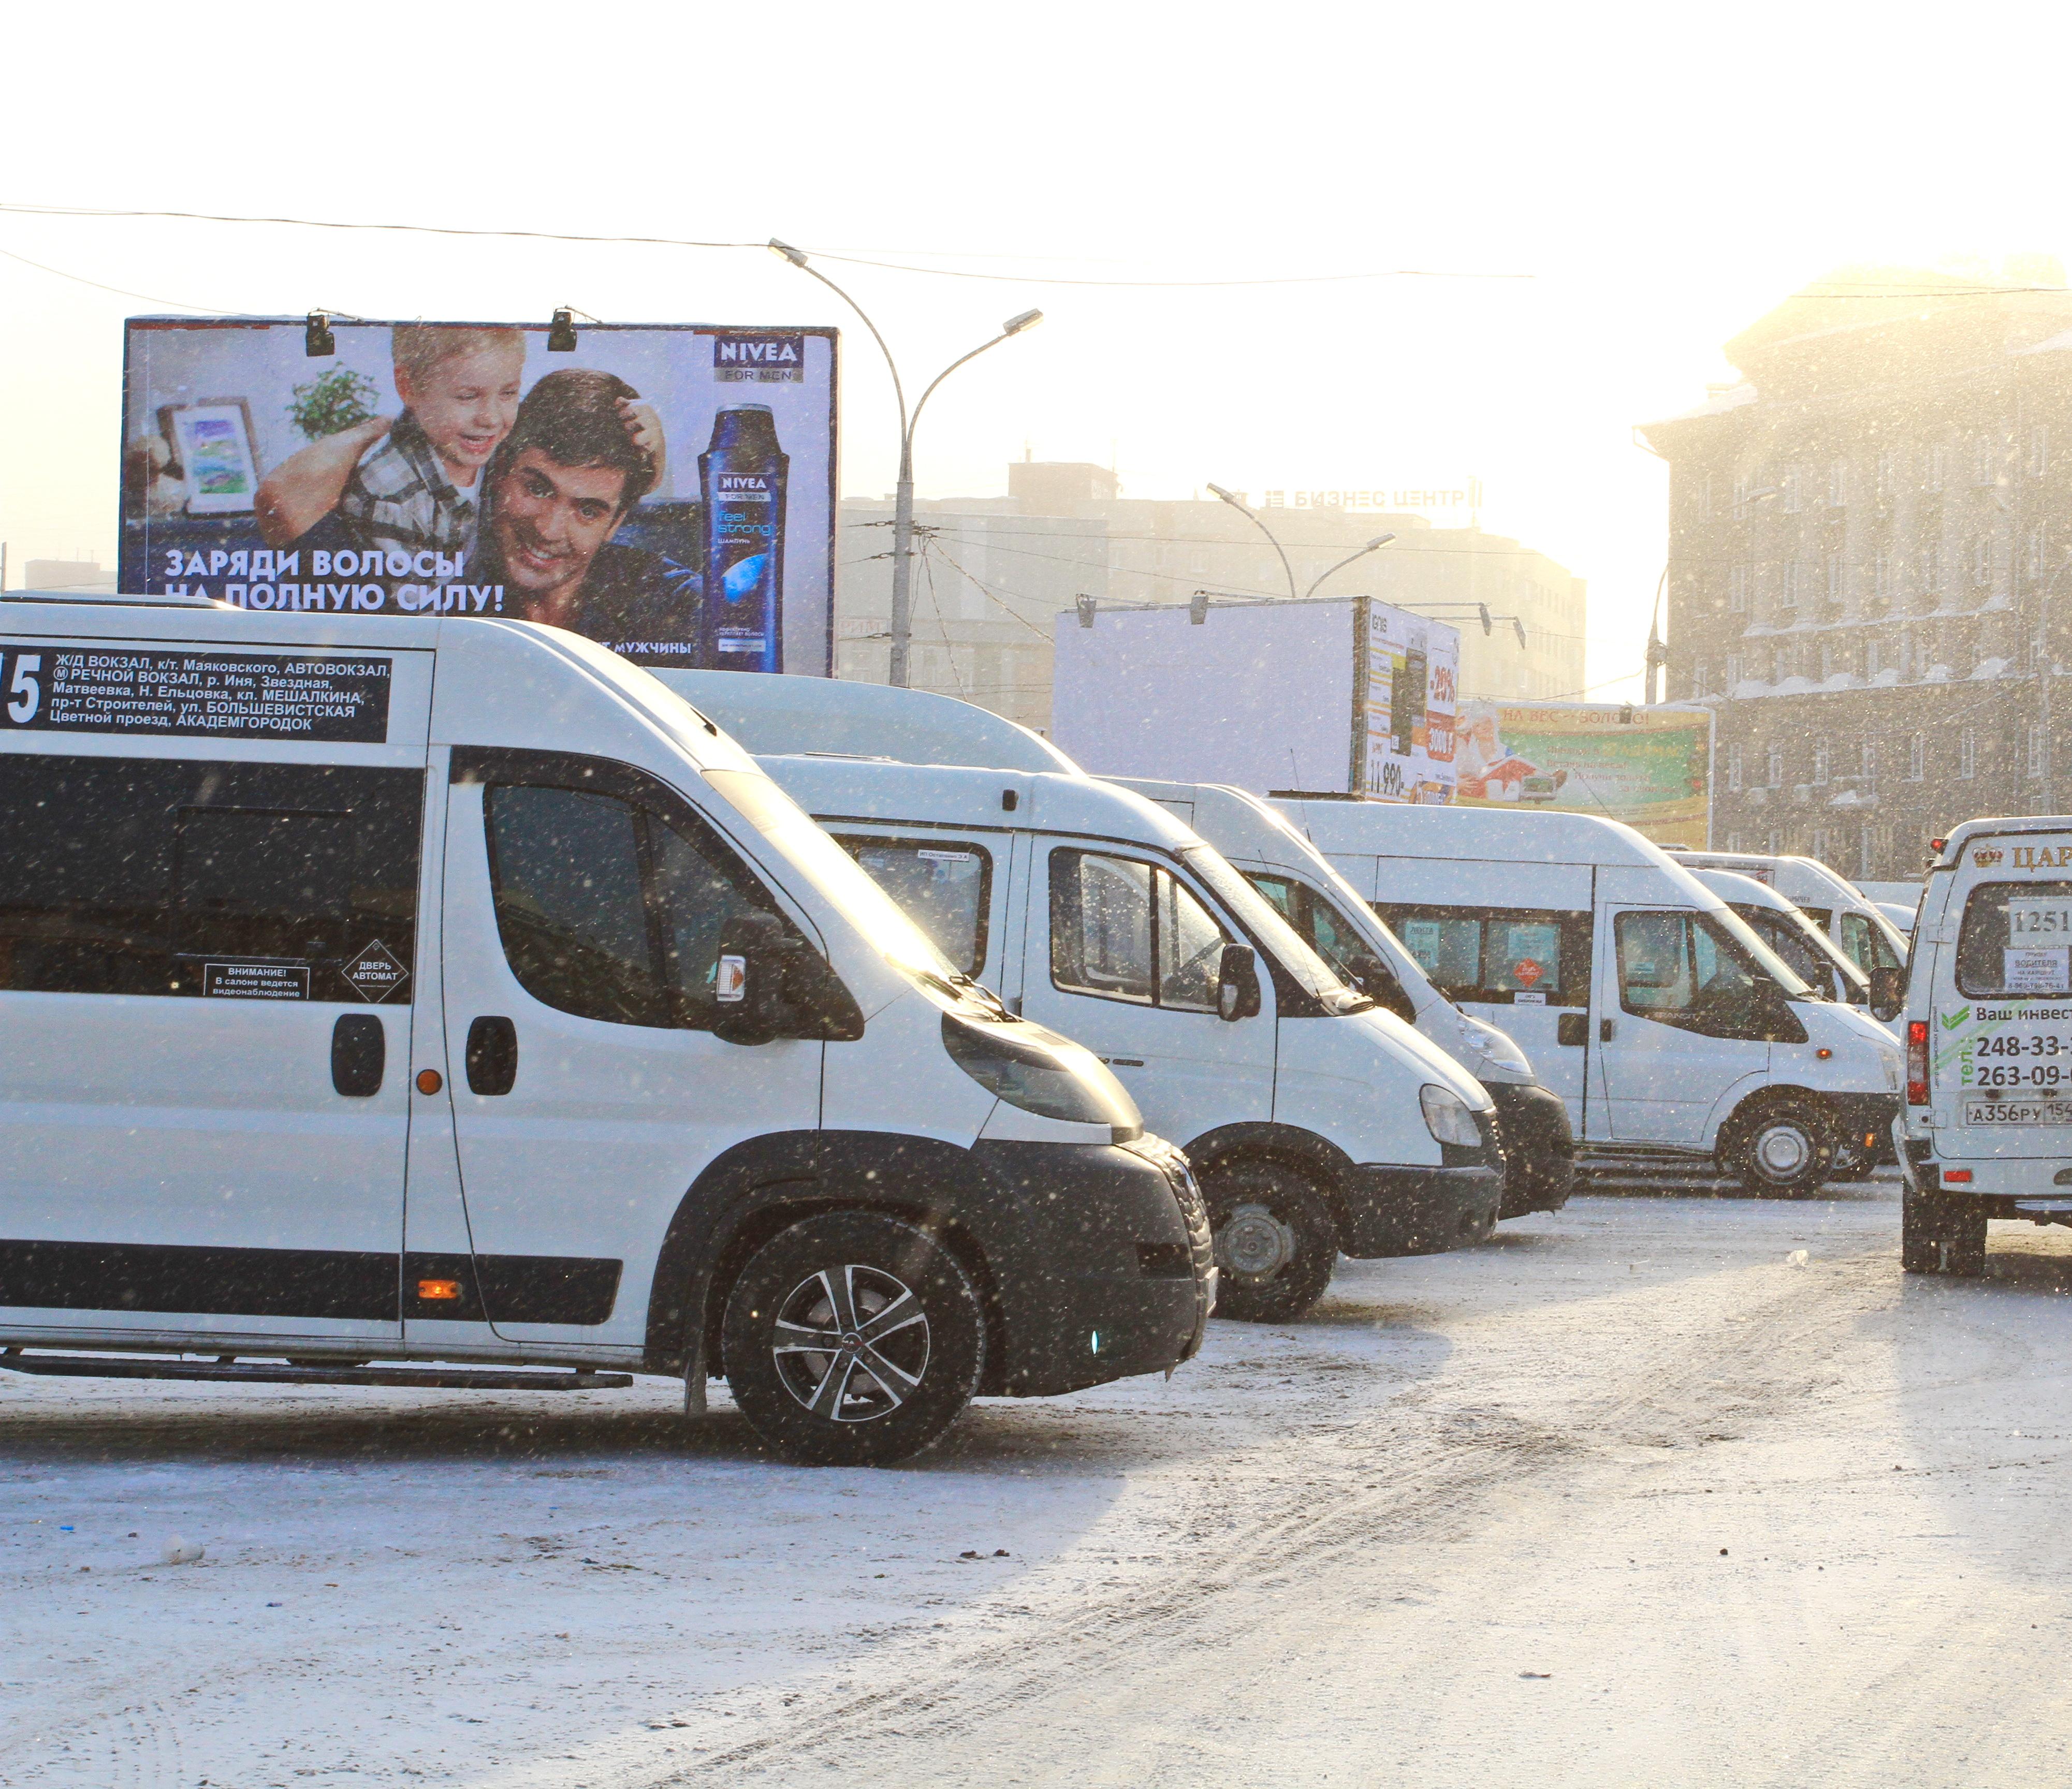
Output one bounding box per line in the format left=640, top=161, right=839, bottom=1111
left=1639, top=267, right=2072, bottom=879
left=835, top=459, right=1586, bottom=734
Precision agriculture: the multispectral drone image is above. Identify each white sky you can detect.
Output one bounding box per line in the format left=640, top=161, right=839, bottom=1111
left=4, top=0, right=2069, bottom=697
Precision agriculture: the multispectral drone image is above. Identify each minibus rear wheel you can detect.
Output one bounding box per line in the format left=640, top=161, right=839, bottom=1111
left=1722, top=1095, right=1835, bottom=1199
left=1202, top=1161, right=1338, bottom=1323
left=721, top=1211, right=986, bottom=1467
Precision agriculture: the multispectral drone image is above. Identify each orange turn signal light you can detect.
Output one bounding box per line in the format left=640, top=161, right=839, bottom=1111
left=417, top=1279, right=462, bottom=1301
left=1816, top=1047, right=1833, bottom=1060
left=415, top=1069, right=443, bottom=1095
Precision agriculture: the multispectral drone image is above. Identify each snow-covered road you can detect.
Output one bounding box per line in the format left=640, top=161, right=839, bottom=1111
left=8, top=1184, right=2072, bottom=1787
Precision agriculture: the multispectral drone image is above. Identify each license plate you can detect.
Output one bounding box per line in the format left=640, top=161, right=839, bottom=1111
left=1961, top=1096, right=2072, bottom=1126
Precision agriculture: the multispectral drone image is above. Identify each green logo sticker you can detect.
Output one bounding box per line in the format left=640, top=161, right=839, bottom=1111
left=1942, top=1008, right=1969, bottom=1030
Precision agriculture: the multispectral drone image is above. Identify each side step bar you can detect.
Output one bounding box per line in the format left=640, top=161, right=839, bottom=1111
left=0, top=1348, right=632, bottom=1391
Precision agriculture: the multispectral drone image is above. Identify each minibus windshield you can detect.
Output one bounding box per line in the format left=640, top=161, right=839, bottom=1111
left=1179, top=844, right=1373, bottom=1014
left=703, top=767, right=968, bottom=992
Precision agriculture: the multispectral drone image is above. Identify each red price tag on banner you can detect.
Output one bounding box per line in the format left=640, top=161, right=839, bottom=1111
left=1513, top=959, right=1544, bottom=987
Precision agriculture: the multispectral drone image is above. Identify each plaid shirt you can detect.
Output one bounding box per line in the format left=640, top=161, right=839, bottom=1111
left=335, top=410, right=483, bottom=559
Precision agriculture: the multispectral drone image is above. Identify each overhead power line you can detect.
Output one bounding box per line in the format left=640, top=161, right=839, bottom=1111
left=0, top=201, right=1530, bottom=288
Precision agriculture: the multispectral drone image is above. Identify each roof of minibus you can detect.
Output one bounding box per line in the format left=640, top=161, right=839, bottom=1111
left=651, top=669, right=1081, bottom=775
left=1690, top=867, right=1800, bottom=912
left=1272, top=798, right=1668, bottom=868
left=755, top=753, right=1207, bottom=853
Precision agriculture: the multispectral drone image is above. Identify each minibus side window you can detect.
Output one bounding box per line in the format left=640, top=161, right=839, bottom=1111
left=484, top=782, right=787, bottom=1031
left=1733, top=906, right=1831, bottom=995
left=1954, top=879, right=2072, bottom=998
left=1838, top=911, right=1905, bottom=975
left=1049, top=850, right=1228, bottom=1010
left=833, top=837, right=991, bottom=976
left=1248, top=872, right=1416, bottom=1021
left=0, top=755, right=419, bottom=1001
left=1614, top=910, right=1798, bottom=1040
left=1375, top=904, right=1589, bottom=1008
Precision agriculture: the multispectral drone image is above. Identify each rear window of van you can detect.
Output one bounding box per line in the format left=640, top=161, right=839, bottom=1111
left=1956, top=879, right=2072, bottom=997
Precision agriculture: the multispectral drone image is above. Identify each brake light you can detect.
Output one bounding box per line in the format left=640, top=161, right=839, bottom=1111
left=1906, top=1019, right=1930, bottom=1105
left=1943, top=1168, right=1973, bottom=1185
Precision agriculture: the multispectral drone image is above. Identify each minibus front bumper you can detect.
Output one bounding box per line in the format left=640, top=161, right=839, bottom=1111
left=1486, top=1081, right=1575, bottom=1217
left=970, top=1135, right=1215, bottom=1399
left=1339, top=1156, right=1504, bottom=1257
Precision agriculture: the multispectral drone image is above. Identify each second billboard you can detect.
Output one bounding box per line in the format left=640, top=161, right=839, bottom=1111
left=120, top=317, right=838, bottom=673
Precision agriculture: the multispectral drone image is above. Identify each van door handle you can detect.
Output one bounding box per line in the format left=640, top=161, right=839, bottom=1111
left=1557, top=1013, right=1588, bottom=1047
left=1600, top=1017, right=1616, bottom=1043
left=465, top=1016, right=519, bottom=1095
left=331, top=1014, right=386, bottom=1097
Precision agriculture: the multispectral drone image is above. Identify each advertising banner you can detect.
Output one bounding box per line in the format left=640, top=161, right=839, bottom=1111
left=1359, top=602, right=1457, bottom=802
left=120, top=317, right=838, bottom=672
left=1455, top=700, right=1712, bottom=846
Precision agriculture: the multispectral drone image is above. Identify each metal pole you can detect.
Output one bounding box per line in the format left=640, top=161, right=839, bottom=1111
left=1207, top=486, right=1296, bottom=600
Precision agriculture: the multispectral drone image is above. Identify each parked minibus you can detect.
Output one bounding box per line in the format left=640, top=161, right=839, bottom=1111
left=1670, top=849, right=1910, bottom=990
left=0, top=595, right=1215, bottom=1464
left=1113, top=777, right=1574, bottom=1217
left=1272, top=801, right=1905, bottom=1198
left=653, top=671, right=1510, bottom=1317
left=1898, top=816, right=2072, bottom=1274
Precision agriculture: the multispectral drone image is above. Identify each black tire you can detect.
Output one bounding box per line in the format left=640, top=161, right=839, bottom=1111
left=1723, top=1096, right=1835, bottom=1199
left=1201, top=1160, right=1339, bottom=1323
left=721, top=1211, right=985, bottom=1467
left=1902, top=1182, right=1988, bottom=1276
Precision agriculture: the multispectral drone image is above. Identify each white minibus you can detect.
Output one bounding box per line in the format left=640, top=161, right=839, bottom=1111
left=0, top=596, right=1214, bottom=1464
left=1112, top=776, right=1575, bottom=1218
left=655, top=672, right=1508, bottom=1320
left=1272, top=801, right=1904, bottom=1197
left=1670, top=849, right=1910, bottom=990
left=1898, top=817, right=2072, bottom=1274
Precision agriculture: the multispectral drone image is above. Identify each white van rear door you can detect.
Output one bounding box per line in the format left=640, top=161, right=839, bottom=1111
left=1929, top=841, right=2072, bottom=1156
left=0, top=637, right=431, bottom=1345
left=437, top=753, right=823, bottom=1351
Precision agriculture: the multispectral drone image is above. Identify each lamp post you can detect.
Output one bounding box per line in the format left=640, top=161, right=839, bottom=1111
left=1206, top=484, right=1296, bottom=600
left=1301, top=534, right=1397, bottom=600
left=769, top=240, right=1041, bottom=687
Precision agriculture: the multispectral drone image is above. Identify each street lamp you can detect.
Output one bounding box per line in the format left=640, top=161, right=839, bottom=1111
left=1207, top=483, right=1297, bottom=602
left=1302, top=534, right=1397, bottom=601
left=770, top=238, right=1042, bottom=687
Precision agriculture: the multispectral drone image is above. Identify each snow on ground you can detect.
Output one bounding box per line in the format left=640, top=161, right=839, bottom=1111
left=7, top=1182, right=2072, bottom=1787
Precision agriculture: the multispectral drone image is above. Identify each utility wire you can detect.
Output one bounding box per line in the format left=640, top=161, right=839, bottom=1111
left=0, top=242, right=237, bottom=314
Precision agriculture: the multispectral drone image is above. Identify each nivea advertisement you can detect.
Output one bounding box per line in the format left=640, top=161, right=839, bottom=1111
left=119, top=318, right=838, bottom=673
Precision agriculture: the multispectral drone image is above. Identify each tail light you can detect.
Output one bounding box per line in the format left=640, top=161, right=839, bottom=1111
left=1906, top=1019, right=1930, bottom=1105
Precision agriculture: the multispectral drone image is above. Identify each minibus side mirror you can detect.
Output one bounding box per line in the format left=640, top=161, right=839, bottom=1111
left=1869, top=963, right=1906, bottom=1023
left=1217, top=942, right=1263, bottom=1022
left=712, top=911, right=866, bottom=1046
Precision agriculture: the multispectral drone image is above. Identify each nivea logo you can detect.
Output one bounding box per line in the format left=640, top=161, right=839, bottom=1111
left=718, top=475, right=770, bottom=493
left=713, top=334, right=803, bottom=367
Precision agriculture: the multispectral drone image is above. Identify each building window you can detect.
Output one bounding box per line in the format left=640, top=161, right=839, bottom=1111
left=1812, top=741, right=1830, bottom=785
left=2031, top=723, right=2047, bottom=780
left=1922, top=538, right=1943, bottom=600
left=1782, top=468, right=1803, bottom=514
left=1765, top=827, right=1780, bottom=855
left=1959, top=728, right=1977, bottom=780
left=1928, top=444, right=1948, bottom=492
left=1878, top=447, right=1899, bottom=494
left=2032, top=425, right=2051, bottom=479
left=1691, top=472, right=1713, bottom=520
left=1732, top=472, right=1751, bottom=508
left=1973, top=535, right=1993, bottom=588
left=1829, top=460, right=1849, bottom=507
left=1727, top=742, right=1743, bottom=792
left=1826, top=553, right=1844, bottom=607
left=1859, top=826, right=1879, bottom=878
left=1861, top=740, right=1877, bottom=792
left=1691, top=661, right=1708, bottom=698
left=1909, top=731, right=1925, bottom=780
left=1974, top=434, right=1998, bottom=488
left=1873, top=549, right=1893, bottom=603
left=1818, top=638, right=1836, bottom=681
left=1726, top=651, right=1743, bottom=688
left=1782, top=562, right=1802, bottom=608
left=1812, top=827, right=1833, bottom=863
left=2028, top=523, right=2047, bottom=585
left=1767, top=743, right=1784, bottom=787
left=1866, top=636, right=1883, bottom=680
left=1726, top=832, right=1743, bottom=853
left=1729, top=562, right=1750, bottom=612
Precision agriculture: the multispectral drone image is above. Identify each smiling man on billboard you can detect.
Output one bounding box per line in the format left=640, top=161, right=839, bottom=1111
left=462, top=369, right=695, bottom=656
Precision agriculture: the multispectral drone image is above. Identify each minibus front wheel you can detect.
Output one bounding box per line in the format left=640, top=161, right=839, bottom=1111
left=1720, top=1094, right=1835, bottom=1199
left=722, top=1211, right=987, bottom=1467
left=1201, top=1160, right=1338, bottom=1323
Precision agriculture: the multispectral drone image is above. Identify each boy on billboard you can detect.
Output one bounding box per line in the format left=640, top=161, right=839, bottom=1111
left=463, top=369, right=694, bottom=656
left=254, top=326, right=663, bottom=564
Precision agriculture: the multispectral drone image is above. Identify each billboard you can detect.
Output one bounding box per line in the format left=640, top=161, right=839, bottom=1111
left=1360, top=602, right=1457, bottom=802
left=120, top=317, right=838, bottom=672
left=1455, top=700, right=1712, bottom=846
